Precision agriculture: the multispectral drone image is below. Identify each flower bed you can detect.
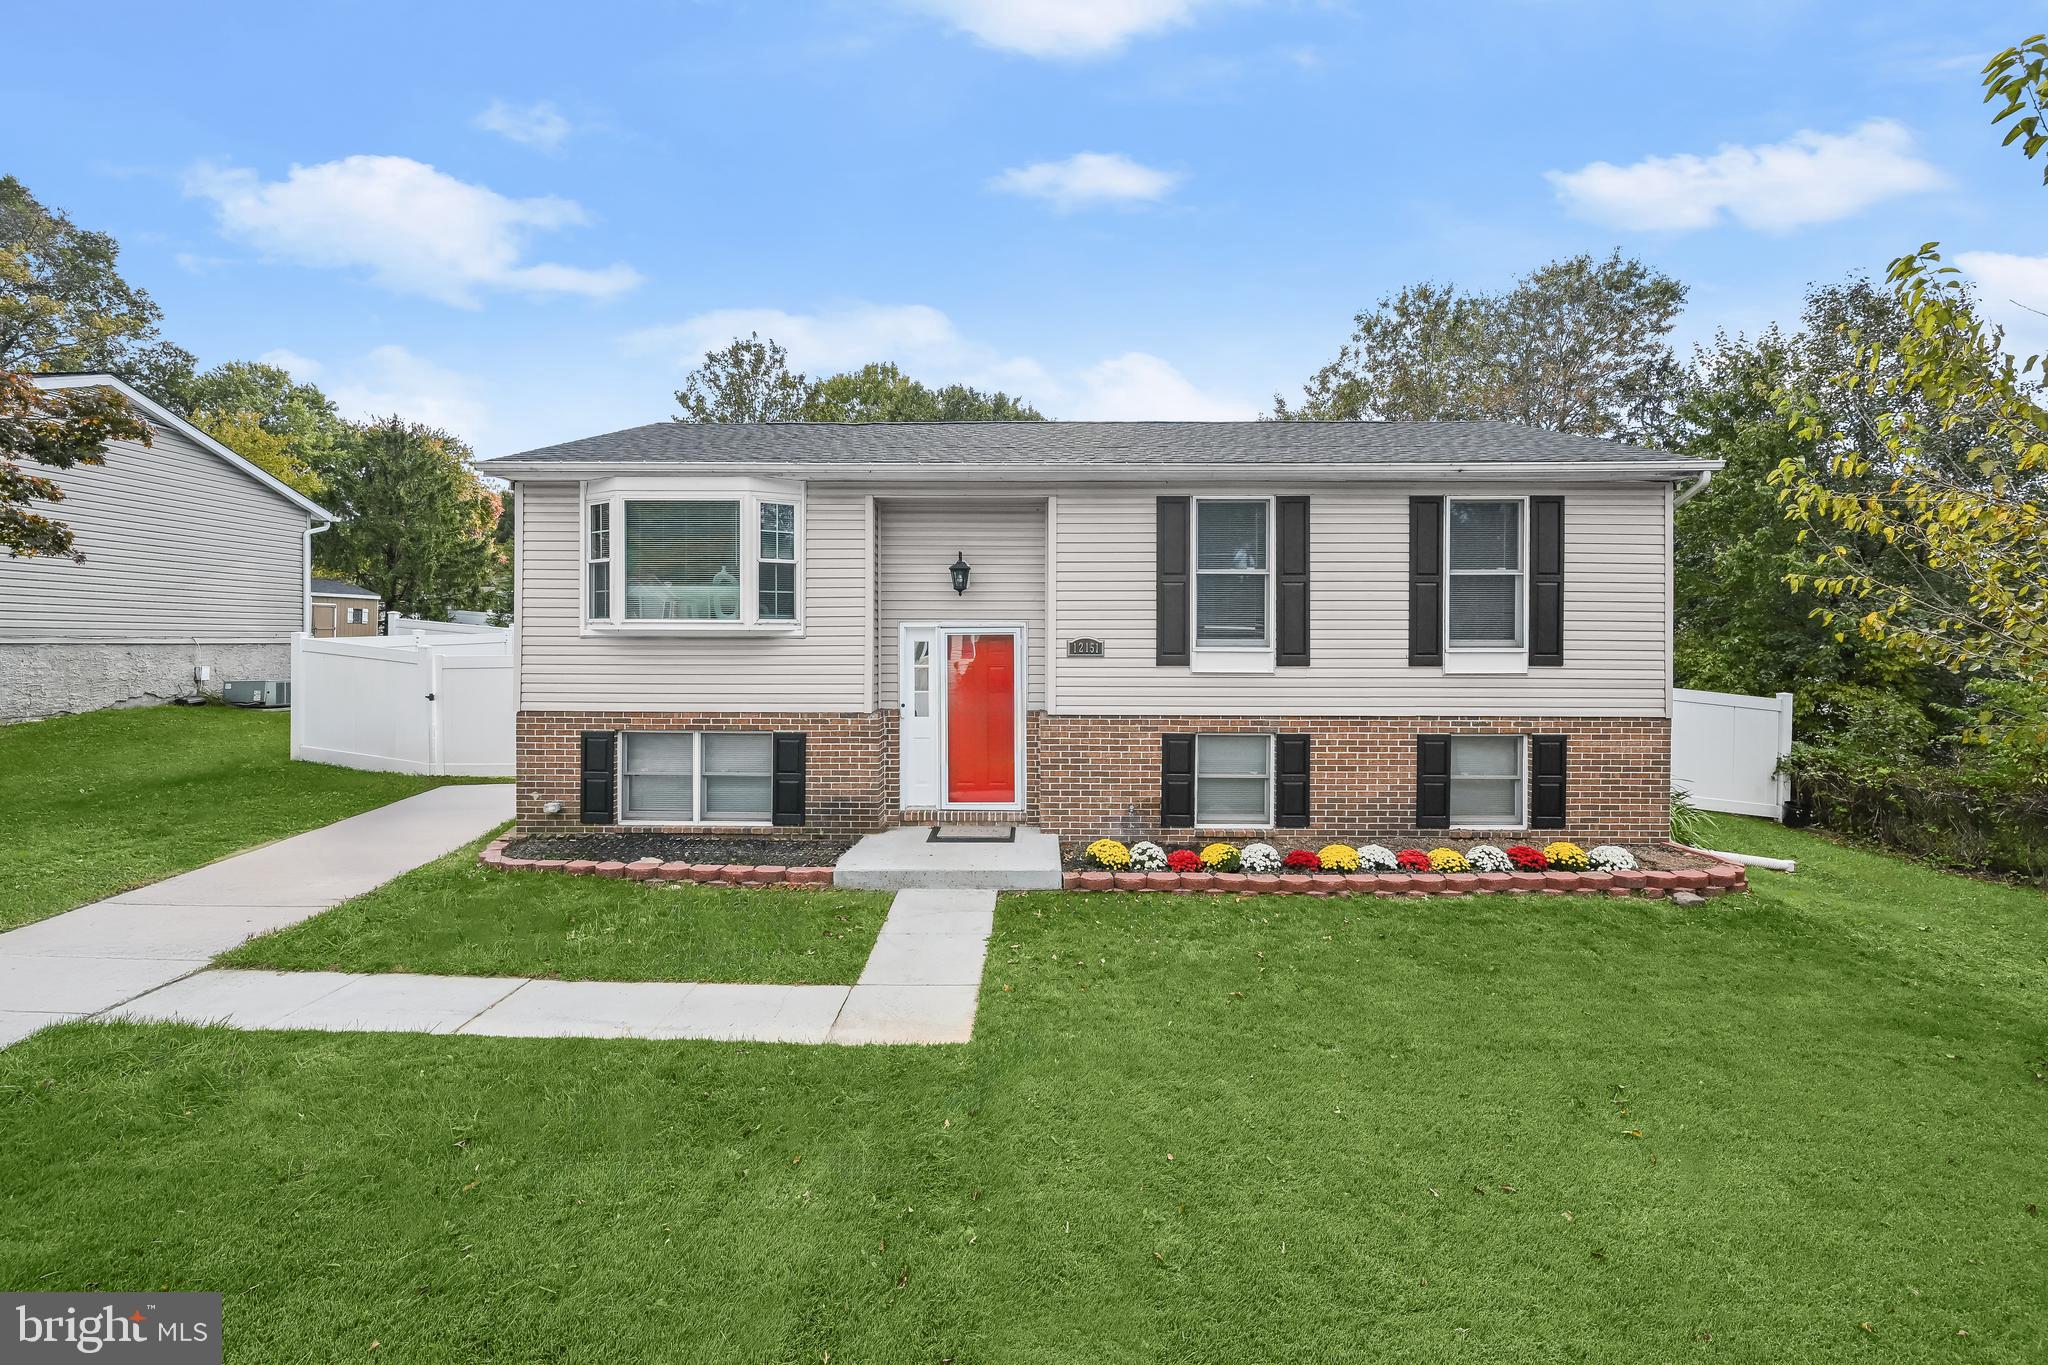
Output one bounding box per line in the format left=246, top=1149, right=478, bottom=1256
left=479, top=835, right=837, bottom=888
left=1061, top=837, right=1745, bottom=898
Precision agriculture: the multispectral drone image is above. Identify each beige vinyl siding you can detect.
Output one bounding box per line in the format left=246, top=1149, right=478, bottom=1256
left=1052, top=482, right=1670, bottom=717
left=0, top=425, right=306, bottom=642
left=875, top=499, right=1047, bottom=709
left=516, top=480, right=869, bottom=711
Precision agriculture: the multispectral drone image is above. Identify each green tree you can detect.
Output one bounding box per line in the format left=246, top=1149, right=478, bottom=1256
left=1, top=369, right=152, bottom=559
left=316, top=417, right=500, bottom=618
left=1768, top=35, right=2048, bottom=682
left=180, top=360, right=345, bottom=498
left=673, top=333, right=810, bottom=423
left=0, top=176, right=194, bottom=403
left=189, top=409, right=326, bottom=499
left=801, top=361, right=1043, bottom=422
left=1275, top=250, right=1686, bottom=442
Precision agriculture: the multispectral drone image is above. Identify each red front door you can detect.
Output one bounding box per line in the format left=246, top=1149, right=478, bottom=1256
left=946, top=632, right=1016, bottom=804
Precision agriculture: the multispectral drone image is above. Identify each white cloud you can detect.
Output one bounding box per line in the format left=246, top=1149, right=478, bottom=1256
left=185, top=155, right=641, bottom=307
left=1958, top=251, right=2048, bottom=355
left=256, top=348, right=322, bottom=380
left=323, top=345, right=492, bottom=445
left=989, top=152, right=1182, bottom=211
left=624, top=302, right=1253, bottom=418
left=473, top=99, right=573, bottom=151
left=902, top=0, right=1216, bottom=58
left=1547, top=119, right=1946, bottom=232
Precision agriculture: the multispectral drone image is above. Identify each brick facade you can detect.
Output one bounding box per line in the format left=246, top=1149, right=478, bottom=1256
left=518, top=708, right=1669, bottom=845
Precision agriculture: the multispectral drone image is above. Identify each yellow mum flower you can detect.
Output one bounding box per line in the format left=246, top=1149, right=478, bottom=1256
left=1317, top=844, right=1361, bottom=872
left=1428, top=847, right=1470, bottom=873
left=1199, top=842, right=1241, bottom=871
left=1086, top=838, right=1132, bottom=870
left=1542, top=841, right=1590, bottom=871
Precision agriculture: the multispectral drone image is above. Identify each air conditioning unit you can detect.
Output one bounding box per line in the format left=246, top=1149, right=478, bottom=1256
left=223, top=680, right=291, bottom=709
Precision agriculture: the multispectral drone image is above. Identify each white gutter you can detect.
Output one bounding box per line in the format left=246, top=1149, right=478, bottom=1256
left=481, top=458, right=1725, bottom=484
left=1672, top=468, right=1714, bottom=507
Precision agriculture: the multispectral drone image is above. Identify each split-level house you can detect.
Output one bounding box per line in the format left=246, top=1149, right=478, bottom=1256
left=482, top=422, right=1718, bottom=846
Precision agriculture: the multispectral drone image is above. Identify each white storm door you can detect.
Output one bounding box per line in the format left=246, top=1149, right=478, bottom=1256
left=899, top=626, right=942, bottom=808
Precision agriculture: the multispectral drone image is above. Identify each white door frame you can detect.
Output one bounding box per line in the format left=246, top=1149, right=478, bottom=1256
left=898, top=621, right=1027, bottom=812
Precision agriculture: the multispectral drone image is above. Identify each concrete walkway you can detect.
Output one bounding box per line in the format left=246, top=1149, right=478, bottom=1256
left=100, top=889, right=995, bottom=1045
left=834, top=824, right=1063, bottom=891
left=0, top=784, right=515, bottom=1048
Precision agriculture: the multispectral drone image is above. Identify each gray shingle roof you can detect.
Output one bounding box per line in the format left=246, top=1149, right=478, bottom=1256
left=484, top=421, right=1698, bottom=469
left=311, top=577, right=380, bottom=599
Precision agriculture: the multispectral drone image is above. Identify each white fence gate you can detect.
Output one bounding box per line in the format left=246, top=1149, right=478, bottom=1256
left=1671, top=687, right=1794, bottom=819
left=290, top=632, right=515, bottom=777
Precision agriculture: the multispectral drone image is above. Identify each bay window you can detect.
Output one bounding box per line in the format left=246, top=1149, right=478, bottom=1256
left=1446, top=499, right=1523, bottom=648
left=583, top=483, right=802, bottom=630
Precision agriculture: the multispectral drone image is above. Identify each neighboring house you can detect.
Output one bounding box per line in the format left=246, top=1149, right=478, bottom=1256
left=0, top=374, right=333, bottom=722
left=482, top=423, right=1720, bottom=845
left=311, top=578, right=382, bottom=637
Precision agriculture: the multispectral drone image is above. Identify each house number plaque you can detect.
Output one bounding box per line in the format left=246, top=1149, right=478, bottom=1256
left=1066, top=638, right=1106, bottom=658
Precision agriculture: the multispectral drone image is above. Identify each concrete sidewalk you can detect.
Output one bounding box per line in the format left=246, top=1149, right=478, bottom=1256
left=101, top=888, right=996, bottom=1045
left=0, top=784, right=514, bottom=1048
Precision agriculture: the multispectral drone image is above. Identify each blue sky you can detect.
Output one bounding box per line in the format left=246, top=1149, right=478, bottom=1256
left=7, top=1, right=2040, bottom=456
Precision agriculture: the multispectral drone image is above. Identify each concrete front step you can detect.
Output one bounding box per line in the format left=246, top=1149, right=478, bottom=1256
left=833, top=826, right=1063, bottom=891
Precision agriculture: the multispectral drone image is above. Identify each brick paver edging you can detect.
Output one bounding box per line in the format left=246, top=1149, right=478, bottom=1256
left=479, top=837, right=836, bottom=888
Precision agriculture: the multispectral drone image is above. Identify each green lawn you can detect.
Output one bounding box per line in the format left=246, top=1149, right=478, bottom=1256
left=3, top=814, right=2044, bottom=1361
left=0, top=706, right=481, bottom=931
left=217, top=830, right=890, bottom=984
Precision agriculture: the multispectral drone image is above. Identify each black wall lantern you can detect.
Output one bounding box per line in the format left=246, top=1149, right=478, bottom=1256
left=949, top=551, right=972, bottom=595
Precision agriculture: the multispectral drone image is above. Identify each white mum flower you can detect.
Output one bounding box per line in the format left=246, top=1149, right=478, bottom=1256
left=1128, top=840, right=1167, bottom=871
left=1240, top=842, right=1281, bottom=873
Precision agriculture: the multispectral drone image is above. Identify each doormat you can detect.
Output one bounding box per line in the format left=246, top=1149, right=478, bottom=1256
left=928, top=825, right=1017, bottom=844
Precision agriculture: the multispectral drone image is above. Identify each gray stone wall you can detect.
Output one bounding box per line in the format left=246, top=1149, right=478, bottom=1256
left=0, top=641, right=291, bottom=723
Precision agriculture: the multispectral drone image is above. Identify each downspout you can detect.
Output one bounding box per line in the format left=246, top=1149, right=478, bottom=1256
left=305, top=520, right=330, bottom=634
left=1672, top=469, right=1713, bottom=507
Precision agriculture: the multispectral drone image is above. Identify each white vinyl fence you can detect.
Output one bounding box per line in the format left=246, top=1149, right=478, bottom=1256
left=290, top=631, right=515, bottom=777
left=1671, top=687, right=1795, bottom=820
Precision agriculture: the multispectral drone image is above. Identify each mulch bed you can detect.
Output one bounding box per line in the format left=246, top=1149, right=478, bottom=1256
left=504, top=833, right=862, bottom=866
left=1058, top=839, right=1720, bottom=873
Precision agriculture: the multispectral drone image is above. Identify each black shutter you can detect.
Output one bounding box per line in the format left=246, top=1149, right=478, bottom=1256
left=1161, top=733, right=1195, bottom=827
left=1416, top=734, right=1451, bottom=829
left=1530, top=734, right=1568, bottom=829
left=1274, top=733, right=1310, bottom=828
left=1276, top=495, right=1311, bottom=667
left=1529, top=496, right=1564, bottom=667
left=579, top=730, right=617, bottom=825
left=1408, top=497, right=1444, bottom=666
left=1156, top=497, right=1190, bottom=667
left=772, top=732, right=807, bottom=827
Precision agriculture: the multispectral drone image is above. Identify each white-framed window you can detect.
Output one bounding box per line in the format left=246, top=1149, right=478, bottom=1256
left=909, top=637, right=931, bottom=718
left=620, top=731, right=774, bottom=823
left=1446, top=498, right=1524, bottom=649
left=582, top=489, right=802, bottom=630
left=346, top=606, right=368, bottom=625
left=758, top=501, right=797, bottom=621
left=587, top=502, right=612, bottom=620
left=1195, top=733, right=1272, bottom=826
left=1193, top=497, right=1272, bottom=649
left=1448, top=735, right=1524, bottom=828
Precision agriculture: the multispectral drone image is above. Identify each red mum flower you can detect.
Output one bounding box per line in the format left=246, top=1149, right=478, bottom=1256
left=1505, top=844, right=1547, bottom=870
left=1166, top=848, right=1203, bottom=872
left=1283, top=848, right=1323, bottom=871
left=1395, top=849, right=1433, bottom=872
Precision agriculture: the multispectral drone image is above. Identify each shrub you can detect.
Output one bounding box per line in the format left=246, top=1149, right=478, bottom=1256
left=1199, top=842, right=1241, bottom=871
left=1241, top=842, right=1281, bottom=874
left=1543, top=841, right=1590, bottom=871
left=1505, top=844, right=1547, bottom=870
left=1587, top=844, right=1637, bottom=871
left=1356, top=843, right=1398, bottom=871
left=1128, top=840, right=1167, bottom=871
left=1465, top=843, right=1511, bottom=873
left=1085, top=838, right=1131, bottom=870
left=1395, top=848, right=1433, bottom=872
left=1166, top=848, right=1203, bottom=872
left=1318, top=844, right=1361, bottom=872
left=1428, top=847, right=1470, bottom=873
left=1283, top=849, right=1322, bottom=871
left=1669, top=786, right=1714, bottom=848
